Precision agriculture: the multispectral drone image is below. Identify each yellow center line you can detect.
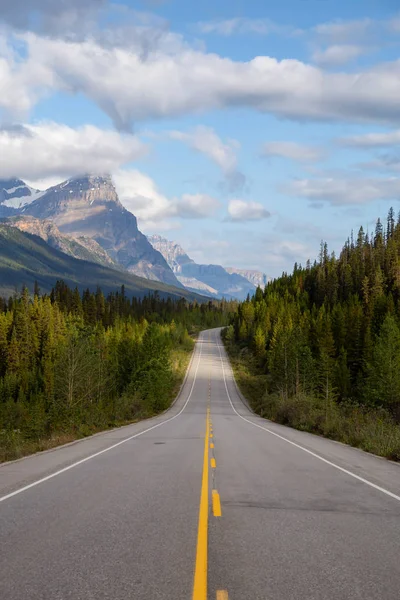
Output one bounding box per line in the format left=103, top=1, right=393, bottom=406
left=210, top=443, right=214, bottom=449
left=216, top=591, right=228, bottom=599
left=212, top=490, right=222, bottom=517
left=210, top=433, right=213, bottom=438
left=211, top=457, right=216, bottom=468
left=192, top=408, right=210, bottom=600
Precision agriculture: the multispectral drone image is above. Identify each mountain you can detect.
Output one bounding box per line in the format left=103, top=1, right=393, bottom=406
left=148, top=235, right=259, bottom=300
left=4, top=216, right=118, bottom=268
left=0, top=179, right=44, bottom=217
left=23, top=175, right=182, bottom=288
left=225, top=268, right=268, bottom=288
left=147, top=235, right=194, bottom=271
left=0, top=224, right=203, bottom=301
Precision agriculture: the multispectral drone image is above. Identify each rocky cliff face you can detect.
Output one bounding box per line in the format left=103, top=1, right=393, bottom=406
left=23, top=176, right=181, bottom=287
left=148, top=234, right=258, bottom=300
left=225, top=268, right=268, bottom=288
left=147, top=235, right=193, bottom=272
left=5, top=216, right=118, bottom=268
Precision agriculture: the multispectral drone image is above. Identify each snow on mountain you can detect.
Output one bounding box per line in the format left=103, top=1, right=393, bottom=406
left=0, top=179, right=44, bottom=209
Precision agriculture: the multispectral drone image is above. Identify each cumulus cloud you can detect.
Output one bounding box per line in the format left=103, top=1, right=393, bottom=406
left=170, top=127, right=238, bottom=173
left=5, top=31, right=400, bottom=130
left=262, top=141, right=325, bottom=163
left=285, top=176, right=400, bottom=206
left=113, top=169, right=220, bottom=227
left=113, top=169, right=173, bottom=223
left=227, top=199, right=271, bottom=222
left=175, top=194, right=221, bottom=218
left=0, top=121, right=147, bottom=181
left=169, top=126, right=245, bottom=190
left=312, top=45, right=366, bottom=67
left=339, top=129, right=400, bottom=148
left=0, top=38, right=54, bottom=119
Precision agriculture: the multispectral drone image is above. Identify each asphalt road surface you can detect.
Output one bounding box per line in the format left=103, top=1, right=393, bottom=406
left=1, top=328, right=400, bottom=600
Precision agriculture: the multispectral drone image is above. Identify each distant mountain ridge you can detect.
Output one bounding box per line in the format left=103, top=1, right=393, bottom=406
left=1, top=175, right=267, bottom=299
left=148, top=235, right=265, bottom=300
left=225, top=268, right=269, bottom=288
left=21, top=175, right=182, bottom=287
left=0, top=224, right=203, bottom=301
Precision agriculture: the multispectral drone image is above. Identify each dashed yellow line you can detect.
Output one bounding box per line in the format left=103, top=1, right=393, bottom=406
left=210, top=443, right=214, bottom=449
left=210, top=433, right=213, bottom=438
left=192, top=409, right=210, bottom=600
left=216, top=592, right=228, bottom=600
left=211, top=457, right=216, bottom=468
left=212, top=490, right=222, bottom=517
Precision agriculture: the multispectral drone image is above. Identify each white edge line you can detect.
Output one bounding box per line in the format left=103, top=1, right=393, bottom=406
left=216, top=334, right=400, bottom=504
left=0, top=335, right=205, bottom=504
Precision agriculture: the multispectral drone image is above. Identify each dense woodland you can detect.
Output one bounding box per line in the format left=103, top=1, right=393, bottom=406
left=226, top=208, right=400, bottom=459
left=0, top=282, right=232, bottom=460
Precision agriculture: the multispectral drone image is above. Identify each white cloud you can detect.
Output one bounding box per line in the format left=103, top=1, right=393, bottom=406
left=227, top=199, right=271, bottom=221
left=176, top=193, right=220, bottom=218
left=0, top=121, right=147, bottom=181
left=113, top=169, right=173, bottom=222
left=5, top=31, right=400, bottom=130
left=285, top=176, right=400, bottom=205
left=170, top=126, right=238, bottom=173
left=113, top=169, right=220, bottom=227
left=169, top=126, right=245, bottom=189
left=262, top=141, right=325, bottom=163
left=339, top=129, right=400, bottom=148
left=312, top=45, right=366, bottom=67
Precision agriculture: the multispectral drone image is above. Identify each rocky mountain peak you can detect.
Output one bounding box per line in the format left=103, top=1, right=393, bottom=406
left=148, top=234, right=261, bottom=300
left=147, top=235, right=193, bottom=272
left=24, top=175, right=120, bottom=218
left=21, top=174, right=182, bottom=288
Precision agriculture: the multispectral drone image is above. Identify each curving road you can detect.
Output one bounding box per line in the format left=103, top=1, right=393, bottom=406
left=1, top=328, right=400, bottom=600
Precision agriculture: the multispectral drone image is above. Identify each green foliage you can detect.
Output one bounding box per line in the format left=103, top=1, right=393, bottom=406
left=226, top=208, right=400, bottom=460
left=0, top=282, right=232, bottom=461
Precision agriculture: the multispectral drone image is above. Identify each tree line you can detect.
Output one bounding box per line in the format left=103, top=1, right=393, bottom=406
left=226, top=208, right=400, bottom=459
left=0, top=282, right=233, bottom=460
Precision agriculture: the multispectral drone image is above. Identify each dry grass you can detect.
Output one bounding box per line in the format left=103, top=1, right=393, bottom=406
left=225, top=340, right=400, bottom=462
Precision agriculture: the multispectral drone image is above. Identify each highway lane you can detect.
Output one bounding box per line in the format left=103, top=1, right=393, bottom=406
left=1, top=328, right=400, bottom=599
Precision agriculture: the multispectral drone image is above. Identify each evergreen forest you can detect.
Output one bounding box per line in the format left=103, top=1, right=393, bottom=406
left=0, top=281, right=232, bottom=460
left=225, top=208, right=400, bottom=460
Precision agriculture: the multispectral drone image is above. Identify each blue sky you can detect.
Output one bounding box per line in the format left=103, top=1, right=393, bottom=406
left=2, top=0, right=400, bottom=275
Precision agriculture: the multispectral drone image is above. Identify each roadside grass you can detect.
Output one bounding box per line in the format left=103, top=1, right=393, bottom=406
left=0, top=340, right=195, bottom=463
left=224, top=338, right=400, bottom=462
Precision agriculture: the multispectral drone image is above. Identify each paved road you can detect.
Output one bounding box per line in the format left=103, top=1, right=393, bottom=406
left=1, top=328, right=400, bottom=600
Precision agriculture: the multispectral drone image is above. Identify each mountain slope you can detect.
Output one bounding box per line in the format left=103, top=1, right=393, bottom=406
left=0, top=225, right=203, bottom=301
left=4, top=216, right=118, bottom=268
left=225, top=268, right=268, bottom=288
left=23, top=176, right=182, bottom=287
left=148, top=235, right=258, bottom=300
left=147, top=234, right=194, bottom=270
